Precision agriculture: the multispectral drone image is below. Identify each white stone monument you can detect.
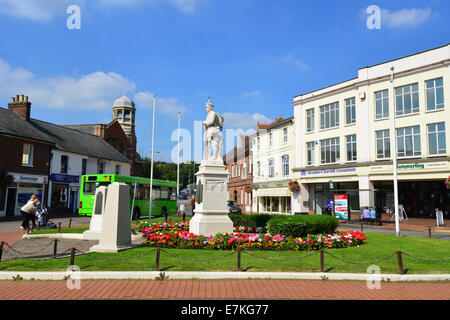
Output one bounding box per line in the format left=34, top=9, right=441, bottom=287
left=90, top=182, right=132, bottom=252
left=83, top=186, right=108, bottom=240
left=189, top=98, right=233, bottom=236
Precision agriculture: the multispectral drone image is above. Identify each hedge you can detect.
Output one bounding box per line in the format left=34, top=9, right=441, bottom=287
left=228, top=213, right=272, bottom=229
left=266, top=215, right=339, bottom=238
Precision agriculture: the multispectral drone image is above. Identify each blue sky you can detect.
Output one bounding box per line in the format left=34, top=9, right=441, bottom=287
left=0, top=0, right=448, bottom=162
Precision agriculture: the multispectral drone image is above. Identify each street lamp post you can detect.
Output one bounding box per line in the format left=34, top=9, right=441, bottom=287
left=390, top=66, right=400, bottom=236
left=149, top=95, right=156, bottom=218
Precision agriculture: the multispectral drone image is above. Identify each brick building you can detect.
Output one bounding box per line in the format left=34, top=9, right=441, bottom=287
left=0, top=94, right=131, bottom=217
left=0, top=95, right=54, bottom=216
left=63, top=95, right=137, bottom=175
left=224, top=135, right=253, bottom=213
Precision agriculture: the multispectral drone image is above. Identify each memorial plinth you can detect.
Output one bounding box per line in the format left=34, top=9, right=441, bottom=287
left=189, top=163, right=233, bottom=236
left=90, top=182, right=132, bottom=252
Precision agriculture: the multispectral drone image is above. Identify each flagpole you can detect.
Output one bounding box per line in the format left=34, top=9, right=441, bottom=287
left=149, top=95, right=156, bottom=218
left=390, top=66, right=400, bottom=236
left=177, top=112, right=181, bottom=212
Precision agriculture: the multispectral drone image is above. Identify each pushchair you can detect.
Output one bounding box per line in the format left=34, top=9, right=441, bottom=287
left=36, top=207, right=57, bottom=229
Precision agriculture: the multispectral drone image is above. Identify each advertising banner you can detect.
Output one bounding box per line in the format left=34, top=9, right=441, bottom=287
left=334, top=194, right=349, bottom=220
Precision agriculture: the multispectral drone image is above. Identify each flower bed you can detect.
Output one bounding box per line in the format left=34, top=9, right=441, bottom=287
left=138, top=221, right=189, bottom=234
left=141, top=221, right=366, bottom=251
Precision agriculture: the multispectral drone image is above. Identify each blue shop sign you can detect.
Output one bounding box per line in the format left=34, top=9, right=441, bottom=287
left=51, top=174, right=80, bottom=184
left=301, top=167, right=356, bottom=176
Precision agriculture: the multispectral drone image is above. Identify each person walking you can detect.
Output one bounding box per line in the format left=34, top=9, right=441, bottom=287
left=370, top=207, right=376, bottom=225
left=362, top=206, right=371, bottom=223
left=20, top=195, right=40, bottom=230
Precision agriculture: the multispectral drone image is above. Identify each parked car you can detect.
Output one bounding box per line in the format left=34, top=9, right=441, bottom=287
left=178, top=192, right=187, bottom=199
left=227, top=200, right=241, bottom=213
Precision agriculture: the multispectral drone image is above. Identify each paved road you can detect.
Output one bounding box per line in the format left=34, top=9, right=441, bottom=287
left=0, top=279, right=448, bottom=300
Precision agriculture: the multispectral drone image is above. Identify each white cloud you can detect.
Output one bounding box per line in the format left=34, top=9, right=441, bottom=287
left=0, top=58, right=187, bottom=116
left=0, top=59, right=136, bottom=110
left=222, top=112, right=272, bottom=130
left=0, top=0, right=203, bottom=21
left=134, top=91, right=188, bottom=118
left=281, top=54, right=309, bottom=70
left=0, top=0, right=75, bottom=22
left=381, top=8, right=433, bottom=28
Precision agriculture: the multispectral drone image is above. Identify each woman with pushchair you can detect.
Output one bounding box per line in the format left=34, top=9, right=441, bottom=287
left=20, top=195, right=40, bottom=230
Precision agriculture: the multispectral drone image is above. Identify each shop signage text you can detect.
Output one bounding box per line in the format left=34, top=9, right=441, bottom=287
left=51, top=174, right=80, bottom=184
left=301, top=168, right=356, bottom=176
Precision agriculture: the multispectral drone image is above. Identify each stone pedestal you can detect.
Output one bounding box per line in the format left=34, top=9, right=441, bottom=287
left=189, top=163, right=233, bottom=236
left=90, top=182, right=132, bottom=252
left=83, top=186, right=108, bottom=240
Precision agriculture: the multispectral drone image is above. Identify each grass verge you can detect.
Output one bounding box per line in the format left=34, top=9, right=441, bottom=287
left=0, top=231, right=449, bottom=274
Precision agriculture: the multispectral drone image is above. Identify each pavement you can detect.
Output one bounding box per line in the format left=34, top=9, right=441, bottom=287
left=0, top=279, right=448, bottom=300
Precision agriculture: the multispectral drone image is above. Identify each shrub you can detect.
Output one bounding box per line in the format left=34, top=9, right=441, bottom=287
left=228, top=213, right=272, bottom=229
left=266, top=215, right=339, bottom=238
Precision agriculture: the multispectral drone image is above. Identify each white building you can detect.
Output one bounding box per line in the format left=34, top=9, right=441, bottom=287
left=291, top=44, right=450, bottom=219
left=252, top=116, right=296, bottom=214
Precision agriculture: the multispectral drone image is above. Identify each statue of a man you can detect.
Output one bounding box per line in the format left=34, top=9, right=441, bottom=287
left=202, top=98, right=224, bottom=164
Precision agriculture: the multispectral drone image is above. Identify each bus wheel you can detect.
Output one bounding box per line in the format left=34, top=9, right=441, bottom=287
left=132, top=207, right=141, bottom=220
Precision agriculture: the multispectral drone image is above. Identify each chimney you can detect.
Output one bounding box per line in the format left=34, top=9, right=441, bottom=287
left=8, top=94, right=31, bottom=121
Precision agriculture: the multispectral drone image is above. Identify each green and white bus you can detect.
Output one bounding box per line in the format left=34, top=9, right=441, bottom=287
left=79, top=174, right=177, bottom=219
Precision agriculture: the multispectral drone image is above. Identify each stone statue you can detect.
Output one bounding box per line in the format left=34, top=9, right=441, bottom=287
left=202, top=98, right=224, bottom=164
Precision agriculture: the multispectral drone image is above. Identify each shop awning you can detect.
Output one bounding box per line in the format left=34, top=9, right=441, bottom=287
left=254, top=187, right=291, bottom=197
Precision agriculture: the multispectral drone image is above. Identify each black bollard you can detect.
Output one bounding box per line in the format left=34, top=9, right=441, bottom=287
left=69, top=247, right=76, bottom=266
left=155, top=247, right=161, bottom=271
left=0, top=241, right=4, bottom=263
left=53, top=239, right=58, bottom=258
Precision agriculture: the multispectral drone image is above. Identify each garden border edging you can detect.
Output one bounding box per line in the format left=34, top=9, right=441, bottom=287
left=0, top=271, right=448, bottom=282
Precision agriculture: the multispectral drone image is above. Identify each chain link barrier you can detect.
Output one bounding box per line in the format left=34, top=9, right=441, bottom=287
left=401, top=251, right=450, bottom=263
left=323, top=251, right=396, bottom=265
left=3, top=240, right=56, bottom=256
left=76, top=248, right=157, bottom=261
left=160, top=249, right=235, bottom=262
left=242, top=250, right=319, bottom=261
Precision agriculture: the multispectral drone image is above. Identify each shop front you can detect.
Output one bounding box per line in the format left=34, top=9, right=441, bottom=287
left=49, top=174, right=80, bottom=214
left=370, top=160, right=449, bottom=219
left=297, top=167, right=361, bottom=218
left=254, top=182, right=292, bottom=214
left=2, top=173, right=48, bottom=217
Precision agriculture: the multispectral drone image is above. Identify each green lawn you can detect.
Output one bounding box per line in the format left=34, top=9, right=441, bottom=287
left=1, top=232, right=449, bottom=274
left=30, top=227, right=89, bottom=235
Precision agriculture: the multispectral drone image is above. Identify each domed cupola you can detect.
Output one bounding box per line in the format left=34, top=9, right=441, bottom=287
left=112, top=95, right=135, bottom=136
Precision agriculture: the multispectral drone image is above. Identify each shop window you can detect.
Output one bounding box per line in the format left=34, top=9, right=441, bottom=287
left=81, top=159, right=87, bottom=176
left=376, top=129, right=390, bottom=159
left=306, top=109, right=314, bottom=132
left=282, top=155, right=289, bottom=177
left=375, top=89, right=389, bottom=119
left=320, top=102, right=339, bottom=129
left=60, top=155, right=68, bottom=174
left=97, top=160, right=105, bottom=174
left=345, top=97, right=356, bottom=125
left=307, top=142, right=315, bottom=165
left=346, top=134, right=357, bottom=161
left=395, top=83, right=419, bottom=115
left=426, top=77, right=444, bottom=111
left=427, top=122, right=446, bottom=155
left=22, top=143, right=34, bottom=167
left=320, top=137, right=340, bottom=164
left=268, top=158, right=275, bottom=177
left=397, top=126, right=421, bottom=158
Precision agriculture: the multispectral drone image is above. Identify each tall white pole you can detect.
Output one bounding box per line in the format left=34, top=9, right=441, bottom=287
left=177, top=111, right=180, bottom=209
left=390, top=66, right=400, bottom=236
left=149, top=95, right=156, bottom=218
